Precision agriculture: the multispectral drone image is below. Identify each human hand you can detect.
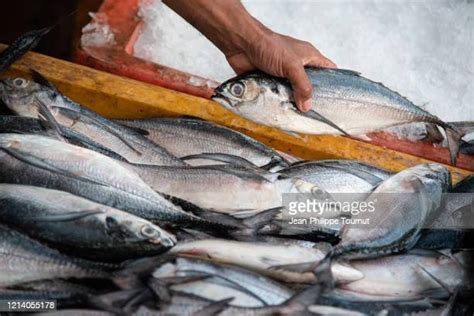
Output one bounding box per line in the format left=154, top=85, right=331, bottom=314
left=163, top=0, right=336, bottom=112
left=225, top=31, right=336, bottom=112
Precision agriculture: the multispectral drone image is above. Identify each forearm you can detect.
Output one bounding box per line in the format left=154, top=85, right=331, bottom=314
left=162, top=0, right=268, bottom=55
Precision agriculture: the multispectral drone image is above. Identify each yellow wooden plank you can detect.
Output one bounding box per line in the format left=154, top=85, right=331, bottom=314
left=0, top=44, right=471, bottom=184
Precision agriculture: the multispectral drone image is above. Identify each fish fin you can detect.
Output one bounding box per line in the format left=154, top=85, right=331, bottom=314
left=148, top=275, right=210, bottom=302
left=123, top=125, right=150, bottom=136
left=193, top=297, right=234, bottom=316
left=176, top=228, right=216, bottom=240
left=260, top=158, right=289, bottom=171
left=0, top=146, right=108, bottom=188
left=242, top=207, right=281, bottom=229
left=230, top=208, right=282, bottom=239
left=286, top=284, right=322, bottom=307
left=417, top=264, right=452, bottom=295
left=31, top=209, right=105, bottom=222
left=53, top=106, right=143, bottom=156
left=87, top=288, right=147, bottom=314
left=313, top=248, right=336, bottom=290
left=303, top=110, right=349, bottom=136
left=269, top=261, right=317, bottom=273
left=288, top=160, right=311, bottom=167
left=182, top=152, right=258, bottom=169
left=229, top=209, right=262, bottom=218
left=329, top=68, right=362, bottom=76
left=409, top=248, right=444, bottom=257
left=33, top=95, right=68, bottom=143
left=444, top=126, right=462, bottom=166
left=423, top=124, right=445, bottom=144
left=30, top=69, right=60, bottom=94
left=448, top=121, right=474, bottom=137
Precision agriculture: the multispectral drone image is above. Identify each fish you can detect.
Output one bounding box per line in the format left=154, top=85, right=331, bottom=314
left=0, top=133, right=225, bottom=230
left=281, top=160, right=391, bottom=195
left=0, top=115, right=53, bottom=135
left=0, top=76, right=185, bottom=166
left=0, top=224, right=111, bottom=287
left=0, top=115, right=128, bottom=160
left=329, top=249, right=473, bottom=302
left=116, top=117, right=289, bottom=170
left=141, top=286, right=362, bottom=316
left=0, top=28, right=52, bottom=73
left=331, top=163, right=450, bottom=260
left=0, top=184, right=176, bottom=260
left=128, top=163, right=321, bottom=216
left=153, top=258, right=293, bottom=307
left=170, top=238, right=363, bottom=284
left=212, top=68, right=462, bottom=165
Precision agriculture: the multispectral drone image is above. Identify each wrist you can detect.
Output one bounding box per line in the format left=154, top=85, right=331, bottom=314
left=222, top=15, right=270, bottom=56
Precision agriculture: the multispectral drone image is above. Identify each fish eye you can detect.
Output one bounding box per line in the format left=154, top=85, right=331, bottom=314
left=13, top=78, right=27, bottom=88
left=230, top=82, right=245, bottom=97
left=141, top=225, right=160, bottom=238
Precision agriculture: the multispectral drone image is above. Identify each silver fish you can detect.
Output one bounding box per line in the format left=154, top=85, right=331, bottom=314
left=0, top=184, right=176, bottom=259
left=116, top=117, right=288, bottom=169
left=170, top=238, right=363, bottom=284
left=213, top=68, right=461, bottom=165
left=0, top=133, right=219, bottom=229
left=334, top=163, right=450, bottom=260
left=0, top=224, right=110, bottom=287
left=153, top=258, right=293, bottom=307
left=281, top=160, right=391, bottom=195
left=332, top=249, right=473, bottom=301
left=140, top=288, right=364, bottom=316
left=0, top=77, right=185, bottom=166
left=128, top=164, right=319, bottom=216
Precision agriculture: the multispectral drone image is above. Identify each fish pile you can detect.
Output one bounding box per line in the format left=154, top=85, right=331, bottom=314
left=0, top=27, right=473, bottom=315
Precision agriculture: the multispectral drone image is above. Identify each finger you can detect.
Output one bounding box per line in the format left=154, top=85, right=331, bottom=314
left=305, top=52, right=337, bottom=69
left=227, top=54, right=256, bottom=74
left=285, top=63, right=313, bottom=112
left=300, top=43, right=337, bottom=68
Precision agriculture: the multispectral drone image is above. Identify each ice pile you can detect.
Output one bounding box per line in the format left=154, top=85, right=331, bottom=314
left=81, top=12, right=116, bottom=48
left=134, top=0, right=473, bottom=122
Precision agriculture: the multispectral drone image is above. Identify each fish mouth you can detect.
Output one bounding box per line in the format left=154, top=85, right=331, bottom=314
left=149, top=233, right=177, bottom=247
left=211, top=91, right=232, bottom=109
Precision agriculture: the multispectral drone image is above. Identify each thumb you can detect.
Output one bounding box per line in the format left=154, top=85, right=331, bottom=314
left=286, top=63, right=313, bottom=112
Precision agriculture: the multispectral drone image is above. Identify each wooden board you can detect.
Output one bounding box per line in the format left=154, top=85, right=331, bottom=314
left=0, top=44, right=472, bottom=184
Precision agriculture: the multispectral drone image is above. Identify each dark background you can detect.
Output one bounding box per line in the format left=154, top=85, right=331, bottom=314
left=0, top=0, right=102, bottom=61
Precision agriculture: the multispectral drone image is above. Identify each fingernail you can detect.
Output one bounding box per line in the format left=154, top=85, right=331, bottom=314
left=302, top=99, right=312, bottom=112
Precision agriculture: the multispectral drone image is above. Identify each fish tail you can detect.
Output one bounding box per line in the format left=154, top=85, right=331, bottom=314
left=429, top=117, right=463, bottom=166
left=443, top=124, right=462, bottom=166
left=313, top=248, right=337, bottom=290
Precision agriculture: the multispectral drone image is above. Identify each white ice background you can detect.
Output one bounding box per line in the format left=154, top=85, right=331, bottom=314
left=134, top=0, right=473, bottom=122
